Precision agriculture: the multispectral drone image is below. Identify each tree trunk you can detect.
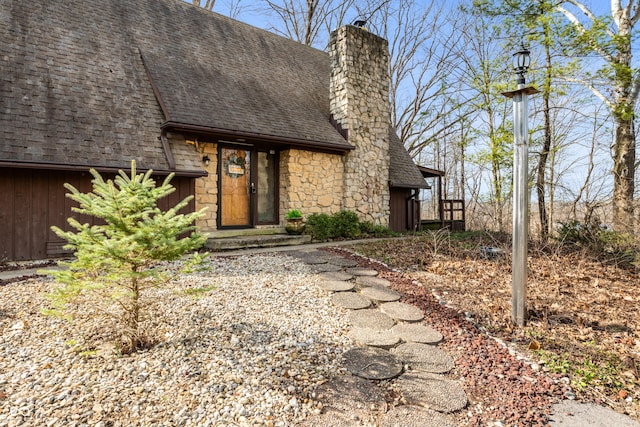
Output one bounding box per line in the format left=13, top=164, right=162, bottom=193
left=612, top=116, right=636, bottom=233
left=536, top=25, right=552, bottom=243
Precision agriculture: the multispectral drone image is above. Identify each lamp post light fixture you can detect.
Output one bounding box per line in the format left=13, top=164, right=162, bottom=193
left=512, top=43, right=531, bottom=86
left=502, top=43, right=539, bottom=327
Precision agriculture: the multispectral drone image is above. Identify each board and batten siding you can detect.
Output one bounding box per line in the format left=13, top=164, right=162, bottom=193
left=389, top=188, right=420, bottom=233
left=0, top=168, right=195, bottom=261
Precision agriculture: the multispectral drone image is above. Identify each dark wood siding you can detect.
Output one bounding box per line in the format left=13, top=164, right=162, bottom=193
left=389, top=188, right=416, bottom=232
left=0, top=168, right=195, bottom=261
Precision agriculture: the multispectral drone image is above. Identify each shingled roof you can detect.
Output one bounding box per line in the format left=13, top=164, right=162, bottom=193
left=389, top=131, right=429, bottom=188
left=1, top=0, right=424, bottom=186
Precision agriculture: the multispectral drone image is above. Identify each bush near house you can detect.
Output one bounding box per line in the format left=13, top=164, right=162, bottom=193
left=305, top=210, right=395, bottom=241
left=43, top=161, right=207, bottom=353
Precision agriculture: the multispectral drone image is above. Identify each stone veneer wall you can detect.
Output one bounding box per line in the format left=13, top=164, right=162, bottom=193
left=279, top=149, right=343, bottom=223
left=194, top=143, right=218, bottom=232
left=329, top=25, right=391, bottom=226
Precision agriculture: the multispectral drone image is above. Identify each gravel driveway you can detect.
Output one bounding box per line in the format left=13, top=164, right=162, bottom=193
left=0, top=253, right=352, bottom=426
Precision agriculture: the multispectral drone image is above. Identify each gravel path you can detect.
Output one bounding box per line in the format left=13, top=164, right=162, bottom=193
left=0, top=254, right=352, bottom=426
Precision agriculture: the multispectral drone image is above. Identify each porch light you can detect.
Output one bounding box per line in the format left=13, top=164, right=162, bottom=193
left=512, top=42, right=531, bottom=85
left=202, top=155, right=210, bottom=166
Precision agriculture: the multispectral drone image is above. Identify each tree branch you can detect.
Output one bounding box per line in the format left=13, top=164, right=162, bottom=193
left=556, top=4, right=615, bottom=62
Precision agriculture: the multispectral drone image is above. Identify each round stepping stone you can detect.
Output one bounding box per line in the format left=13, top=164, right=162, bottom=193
left=319, top=271, right=354, bottom=281
left=300, top=255, right=328, bottom=264
left=325, top=257, right=359, bottom=267
left=378, top=405, right=455, bottom=427
left=391, top=343, right=454, bottom=374
left=348, top=309, right=395, bottom=330
left=391, top=323, right=443, bottom=344
left=331, top=292, right=371, bottom=309
left=342, top=347, right=403, bottom=380
left=360, top=286, right=401, bottom=302
left=312, top=263, right=343, bottom=272
left=356, top=276, right=391, bottom=288
left=347, top=327, right=401, bottom=348
left=380, top=301, right=424, bottom=322
left=318, top=280, right=355, bottom=292
left=395, top=371, right=467, bottom=413
left=308, top=374, right=386, bottom=412
left=346, top=268, right=378, bottom=276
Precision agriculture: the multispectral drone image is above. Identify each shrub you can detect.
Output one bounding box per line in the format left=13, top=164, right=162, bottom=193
left=44, top=161, right=207, bottom=353
left=359, top=221, right=396, bottom=238
left=331, top=210, right=361, bottom=239
left=305, top=213, right=333, bottom=241
left=557, top=220, right=638, bottom=267
left=305, top=210, right=395, bottom=241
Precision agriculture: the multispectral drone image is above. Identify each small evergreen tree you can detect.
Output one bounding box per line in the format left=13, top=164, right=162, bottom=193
left=45, top=161, right=207, bottom=353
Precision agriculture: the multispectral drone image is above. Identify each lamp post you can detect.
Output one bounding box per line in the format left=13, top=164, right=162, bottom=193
left=502, top=43, right=539, bottom=327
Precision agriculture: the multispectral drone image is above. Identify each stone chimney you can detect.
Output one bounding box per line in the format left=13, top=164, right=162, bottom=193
left=329, top=25, right=391, bottom=226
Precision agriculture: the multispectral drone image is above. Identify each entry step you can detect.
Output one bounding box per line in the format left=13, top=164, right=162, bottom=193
left=204, top=233, right=311, bottom=251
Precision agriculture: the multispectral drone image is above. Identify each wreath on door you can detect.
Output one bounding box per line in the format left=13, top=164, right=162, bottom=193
left=224, top=153, right=246, bottom=178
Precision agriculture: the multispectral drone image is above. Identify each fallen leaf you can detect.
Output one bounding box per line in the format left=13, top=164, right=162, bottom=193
left=528, top=340, right=541, bottom=351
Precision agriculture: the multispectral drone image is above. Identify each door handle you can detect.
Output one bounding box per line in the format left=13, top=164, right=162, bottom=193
left=250, top=182, right=256, bottom=194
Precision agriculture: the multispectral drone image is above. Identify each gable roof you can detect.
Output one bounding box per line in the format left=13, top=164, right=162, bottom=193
left=0, top=0, right=194, bottom=174
left=389, top=131, right=429, bottom=189
left=0, top=0, right=350, bottom=174
left=1, top=0, right=423, bottom=186
left=139, top=7, right=351, bottom=151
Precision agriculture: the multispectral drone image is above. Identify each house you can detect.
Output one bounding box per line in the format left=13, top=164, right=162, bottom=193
left=0, top=0, right=429, bottom=261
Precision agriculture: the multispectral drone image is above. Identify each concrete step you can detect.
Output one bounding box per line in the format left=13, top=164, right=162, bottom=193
left=204, top=233, right=311, bottom=251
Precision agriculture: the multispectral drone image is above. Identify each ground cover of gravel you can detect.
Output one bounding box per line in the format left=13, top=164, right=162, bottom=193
left=0, top=254, right=352, bottom=427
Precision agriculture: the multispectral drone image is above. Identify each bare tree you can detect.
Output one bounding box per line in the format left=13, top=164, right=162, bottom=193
left=261, top=0, right=356, bottom=46
left=456, top=14, right=513, bottom=232
left=358, top=0, right=465, bottom=153
left=556, top=0, right=639, bottom=233
left=193, top=0, right=216, bottom=11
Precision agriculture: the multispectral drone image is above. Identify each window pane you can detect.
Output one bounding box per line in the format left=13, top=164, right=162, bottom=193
left=257, top=151, right=277, bottom=223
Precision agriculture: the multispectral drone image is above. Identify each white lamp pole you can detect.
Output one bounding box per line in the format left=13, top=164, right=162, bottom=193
left=502, top=44, right=539, bottom=327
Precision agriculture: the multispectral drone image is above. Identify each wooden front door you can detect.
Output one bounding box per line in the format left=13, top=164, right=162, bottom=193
left=219, top=145, right=279, bottom=228
left=220, top=147, right=252, bottom=227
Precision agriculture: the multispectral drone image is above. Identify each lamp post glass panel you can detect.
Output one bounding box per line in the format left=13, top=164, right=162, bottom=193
left=502, top=43, right=538, bottom=327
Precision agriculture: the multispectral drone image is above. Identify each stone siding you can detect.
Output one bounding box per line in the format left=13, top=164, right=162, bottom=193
left=194, top=143, right=218, bottom=232
left=329, top=26, right=391, bottom=225
left=280, top=149, right=343, bottom=223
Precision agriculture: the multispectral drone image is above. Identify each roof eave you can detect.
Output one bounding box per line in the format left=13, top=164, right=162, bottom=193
left=162, top=121, right=354, bottom=154
left=0, top=160, right=208, bottom=177
left=390, top=181, right=430, bottom=189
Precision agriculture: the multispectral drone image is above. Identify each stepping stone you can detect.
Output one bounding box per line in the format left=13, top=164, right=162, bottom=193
left=380, top=302, right=424, bottom=322
left=360, top=286, right=401, bottom=302
left=347, top=327, right=400, bottom=348
left=325, top=257, right=359, bottom=267
left=311, top=374, right=386, bottom=411
left=312, top=263, right=343, bottom=272
left=299, top=255, right=329, bottom=264
left=346, top=268, right=378, bottom=276
left=348, top=309, right=395, bottom=330
left=318, top=280, right=355, bottom=292
left=391, top=343, right=454, bottom=374
left=355, top=276, right=391, bottom=288
left=391, top=323, right=443, bottom=344
left=331, top=292, right=371, bottom=309
left=319, top=271, right=354, bottom=281
left=342, top=347, right=403, bottom=380
left=378, top=405, right=455, bottom=427
left=395, top=371, right=467, bottom=413
left=300, top=375, right=386, bottom=426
